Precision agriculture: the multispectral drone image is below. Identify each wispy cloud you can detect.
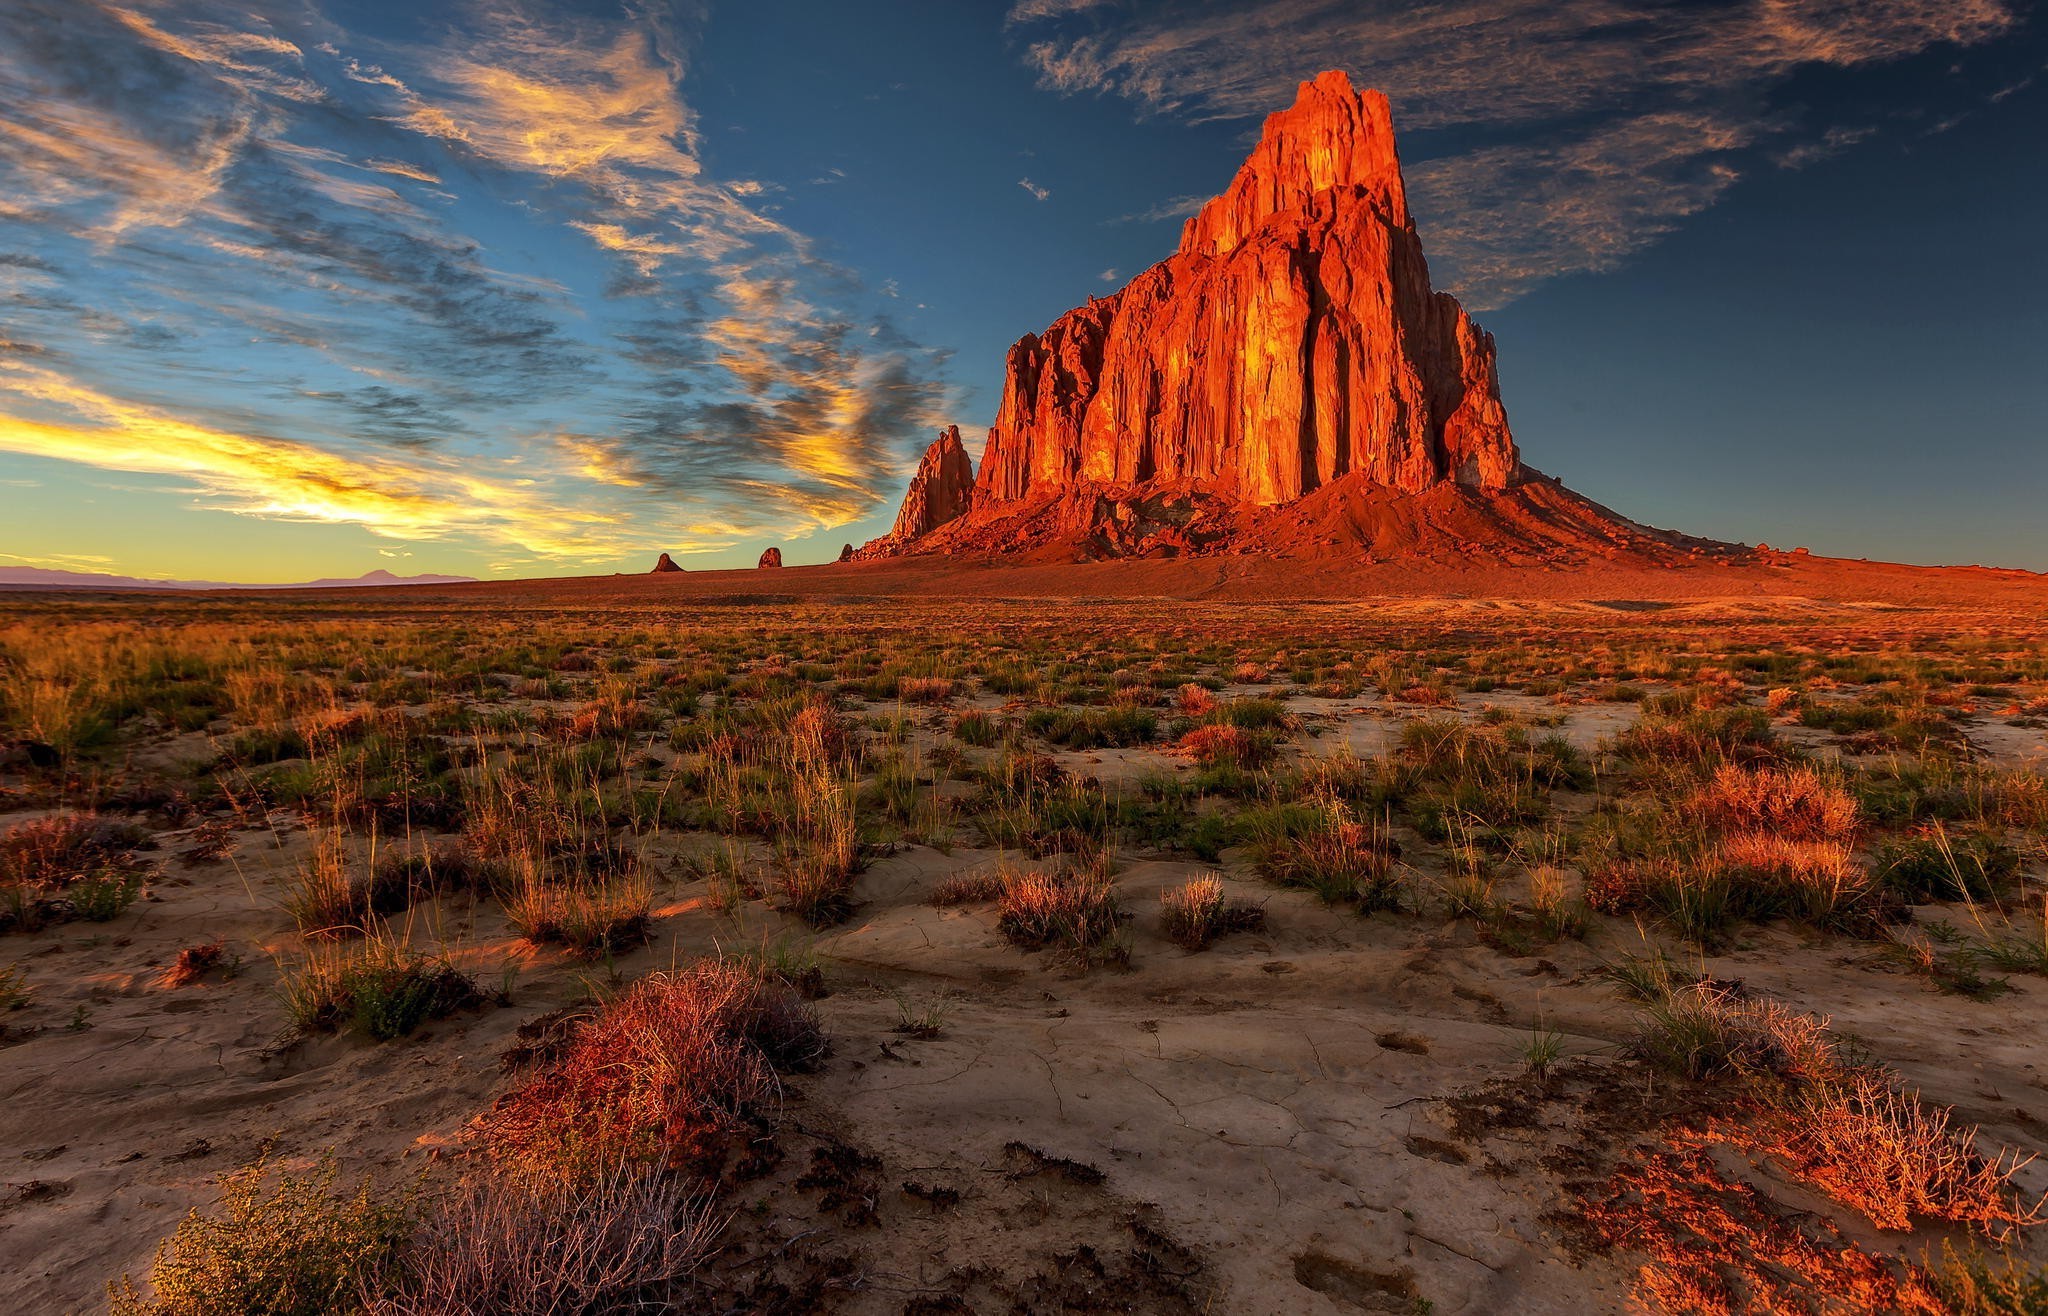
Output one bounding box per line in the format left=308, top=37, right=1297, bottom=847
left=1019, top=177, right=1052, bottom=201
left=1107, top=192, right=1207, bottom=225
left=0, top=360, right=640, bottom=557
left=0, top=0, right=950, bottom=563
left=1010, top=0, right=2018, bottom=307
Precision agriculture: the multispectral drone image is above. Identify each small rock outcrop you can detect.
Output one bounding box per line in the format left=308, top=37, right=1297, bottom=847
left=837, top=543, right=854, bottom=562
left=757, top=547, right=783, bottom=569
left=892, top=426, right=977, bottom=538
left=650, top=553, right=684, bottom=573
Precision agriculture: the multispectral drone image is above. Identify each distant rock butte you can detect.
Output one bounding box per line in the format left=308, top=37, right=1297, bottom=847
left=757, top=547, right=783, bottom=569
left=861, top=71, right=1727, bottom=566
left=650, top=553, right=684, bottom=573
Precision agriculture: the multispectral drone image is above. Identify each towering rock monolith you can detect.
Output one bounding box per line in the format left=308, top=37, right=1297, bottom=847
left=862, top=71, right=1704, bottom=566
left=975, top=71, right=1517, bottom=508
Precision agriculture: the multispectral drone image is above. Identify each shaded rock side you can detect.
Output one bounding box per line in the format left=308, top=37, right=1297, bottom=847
left=892, top=426, right=977, bottom=538
left=650, top=553, right=684, bottom=573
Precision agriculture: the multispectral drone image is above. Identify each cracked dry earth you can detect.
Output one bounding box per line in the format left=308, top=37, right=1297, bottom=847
left=4, top=675, right=2048, bottom=1313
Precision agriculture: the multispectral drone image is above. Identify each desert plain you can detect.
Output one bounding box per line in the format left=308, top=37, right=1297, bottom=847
left=2, top=562, right=2046, bottom=1315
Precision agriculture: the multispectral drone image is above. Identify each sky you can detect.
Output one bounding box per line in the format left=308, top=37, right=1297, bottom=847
left=0, top=0, right=2043, bottom=580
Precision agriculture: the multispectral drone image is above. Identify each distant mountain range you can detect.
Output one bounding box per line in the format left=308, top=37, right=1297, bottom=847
left=0, top=566, right=477, bottom=592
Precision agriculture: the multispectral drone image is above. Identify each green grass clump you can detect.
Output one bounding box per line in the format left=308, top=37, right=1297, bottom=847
left=281, top=938, right=485, bottom=1041
left=1872, top=832, right=2020, bottom=904
left=952, top=709, right=1000, bottom=747
left=1249, top=806, right=1404, bottom=911
left=1022, top=706, right=1156, bottom=749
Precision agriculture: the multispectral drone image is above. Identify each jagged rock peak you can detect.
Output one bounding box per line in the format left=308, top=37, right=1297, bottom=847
left=757, top=546, right=783, bottom=568
left=1179, top=70, right=1407, bottom=260
left=836, top=543, right=854, bottom=562
left=890, top=425, right=977, bottom=540
left=963, top=71, right=1518, bottom=513
left=650, top=552, right=684, bottom=573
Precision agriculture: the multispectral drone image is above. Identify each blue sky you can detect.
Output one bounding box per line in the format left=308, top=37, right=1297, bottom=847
left=1, top=0, right=2042, bottom=579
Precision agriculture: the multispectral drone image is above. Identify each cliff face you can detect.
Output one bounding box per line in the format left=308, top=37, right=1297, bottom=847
left=971, top=71, right=1519, bottom=510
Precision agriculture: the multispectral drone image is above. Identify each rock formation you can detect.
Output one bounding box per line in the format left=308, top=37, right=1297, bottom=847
left=986, top=71, right=1516, bottom=503
left=757, top=547, right=783, bottom=569
left=837, top=543, right=855, bottom=562
left=895, top=426, right=977, bottom=536
left=650, top=553, right=684, bottom=573
left=860, top=72, right=1723, bottom=566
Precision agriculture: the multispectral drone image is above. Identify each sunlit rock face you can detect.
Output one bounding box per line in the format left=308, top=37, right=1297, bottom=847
left=757, top=547, right=783, bottom=568
left=972, top=70, right=1520, bottom=508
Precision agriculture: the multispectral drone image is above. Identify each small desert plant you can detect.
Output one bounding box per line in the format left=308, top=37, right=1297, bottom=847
left=1173, top=723, right=1276, bottom=770
left=284, top=828, right=366, bottom=937
left=374, top=1162, right=719, bottom=1315
left=928, top=869, right=1009, bottom=907
left=1023, top=706, right=1156, bottom=749
left=1599, top=947, right=1697, bottom=1002
left=951, top=709, right=1000, bottom=747
left=1682, top=763, right=1858, bottom=842
left=1611, top=706, right=1777, bottom=767
left=1778, top=1071, right=2042, bottom=1235
left=1933, top=1240, right=2048, bottom=1314
left=1874, top=830, right=2020, bottom=904
left=472, top=962, right=823, bottom=1177
left=108, top=1156, right=412, bottom=1316
left=1588, top=840, right=1886, bottom=942
left=69, top=869, right=143, bottom=921
left=1, top=812, right=144, bottom=886
left=996, top=862, right=1129, bottom=963
left=1522, top=1022, right=1566, bottom=1078
left=2, top=812, right=147, bottom=933
left=0, top=962, right=27, bottom=1010
left=1974, top=893, right=2048, bottom=976
left=1250, top=808, right=1404, bottom=911
left=721, top=931, right=824, bottom=998
left=891, top=987, right=952, bottom=1038
left=1526, top=865, right=1589, bottom=941
left=1628, top=981, right=1837, bottom=1082
left=281, top=937, right=485, bottom=1041
left=1158, top=875, right=1266, bottom=951
left=784, top=697, right=851, bottom=769
left=771, top=767, right=864, bottom=927
left=506, top=875, right=654, bottom=957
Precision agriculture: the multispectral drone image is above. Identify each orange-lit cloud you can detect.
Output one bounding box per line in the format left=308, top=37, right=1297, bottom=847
left=0, top=362, right=649, bottom=560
